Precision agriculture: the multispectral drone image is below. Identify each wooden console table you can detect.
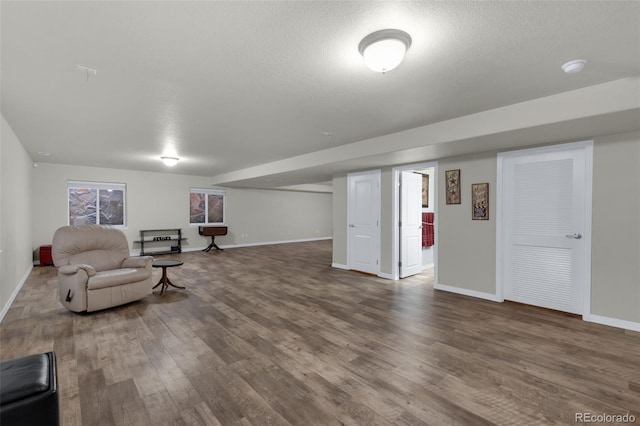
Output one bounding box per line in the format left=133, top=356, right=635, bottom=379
left=199, top=226, right=228, bottom=252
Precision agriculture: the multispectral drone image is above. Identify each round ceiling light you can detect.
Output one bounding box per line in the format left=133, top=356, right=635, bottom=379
left=358, top=29, right=412, bottom=73
left=161, top=156, right=179, bottom=167
left=561, top=59, right=587, bottom=74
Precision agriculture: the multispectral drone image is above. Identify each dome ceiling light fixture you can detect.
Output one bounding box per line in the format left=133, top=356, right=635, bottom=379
left=358, top=29, right=412, bottom=73
left=161, top=156, right=179, bottom=167
left=561, top=59, right=587, bottom=74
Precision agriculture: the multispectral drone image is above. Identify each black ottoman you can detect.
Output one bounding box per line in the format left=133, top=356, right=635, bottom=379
left=0, top=352, right=59, bottom=426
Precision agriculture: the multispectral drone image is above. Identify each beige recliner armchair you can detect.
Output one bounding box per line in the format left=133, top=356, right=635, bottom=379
left=52, top=225, right=153, bottom=312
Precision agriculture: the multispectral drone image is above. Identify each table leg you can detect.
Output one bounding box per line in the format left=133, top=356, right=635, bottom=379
left=164, top=275, right=185, bottom=290
left=153, top=266, right=185, bottom=294
left=202, top=236, right=223, bottom=252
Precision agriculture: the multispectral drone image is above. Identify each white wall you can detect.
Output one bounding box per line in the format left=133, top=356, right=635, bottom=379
left=437, top=153, right=497, bottom=295
left=31, top=163, right=332, bottom=257
left=591, top=131, right=640, bottom=323
left=331, top=174, right=348, bottom=267
left=1, top=115, right=33, bottom=318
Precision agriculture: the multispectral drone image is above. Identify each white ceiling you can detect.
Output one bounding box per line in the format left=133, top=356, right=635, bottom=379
left=2, top=1, right=639, bottom=190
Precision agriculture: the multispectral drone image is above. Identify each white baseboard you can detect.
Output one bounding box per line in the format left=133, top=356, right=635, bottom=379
left=331, top=263, right=349, bottom=270
left=378, top=272, right=394, bottom=280
left=421, top=263, right=434, bottom=270
left=0, top=264, right=33, bottom=323
left=587, top=314, right=640, bottom=332
left=219, top=236, right=332, bottom=250
left=434, top=282, right=501, bottom=302
left=181, top=247, right=207, bottom=253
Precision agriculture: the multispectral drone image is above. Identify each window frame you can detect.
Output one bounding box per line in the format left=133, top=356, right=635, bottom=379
left=67, top=180, right=127, bottom=228
left=189, top=188, right=226, bottom=226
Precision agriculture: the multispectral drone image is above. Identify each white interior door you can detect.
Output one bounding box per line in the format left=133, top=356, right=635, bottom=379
left=400, top=171, right=422, bottom=278
left=499, top=142, right=592, bottom=315
left=348, top=171, right=380, bottom=275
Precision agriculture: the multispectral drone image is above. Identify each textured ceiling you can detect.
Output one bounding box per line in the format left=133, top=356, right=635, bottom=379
left=2, top=1, right=639, bottom=189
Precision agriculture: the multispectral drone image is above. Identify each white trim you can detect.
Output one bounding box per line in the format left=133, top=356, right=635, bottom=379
left=392, top=161, right=438, bottom=281
left=421, top=263, right=434, bottom=271
left=495, top=152, right=505, bottom=302
left=219, top=236, right=331, bottom=249
left=587, top=314, right=640, bottom=332
left=434, top=282, right=501, bottom=302
left=331, top=263, right=350, bottom=270
left=496, top=140, right=594, bottom=315
left=190, top=187, right=226, bottom=194
left=68, top=180, right=126, bottom=190
left=378, top=272, right=394, bottom=280
left=0, top=265, right=33, bottom=323
left=67, top=180, right=127, bottom=228
left=189, top=187, right=227, bottom=226
left=582, top=141, right=594, bottom=319
left=176, top=246, right=208, bottom=253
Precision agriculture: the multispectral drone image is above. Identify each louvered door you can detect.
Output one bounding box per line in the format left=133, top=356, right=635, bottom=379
left=500, top=143, right=591, bottom=315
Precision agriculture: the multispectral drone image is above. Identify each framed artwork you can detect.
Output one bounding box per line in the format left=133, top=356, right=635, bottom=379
left=445, top=169, right=461, bottom=204
left=472, top=183, right=489, bottom=220
left=421, top=173, right=429, bottom=208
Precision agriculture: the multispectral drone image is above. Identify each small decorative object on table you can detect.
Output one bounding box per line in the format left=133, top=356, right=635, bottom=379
left=137, top=229, right=185, bottom=255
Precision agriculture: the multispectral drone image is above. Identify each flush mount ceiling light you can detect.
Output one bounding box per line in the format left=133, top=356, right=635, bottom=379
left=161, top=156, right=179, bottom=167
left=358, top=29, right=412, bottom=73
left=561, top=59, right=587, bottom=74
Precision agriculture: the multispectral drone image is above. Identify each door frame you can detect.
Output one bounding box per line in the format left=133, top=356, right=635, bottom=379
left=496, top=140, right=593, bottom=319
left=347, top=169, right=381, bottom=275
left=392, top=161, right=439, bottom=281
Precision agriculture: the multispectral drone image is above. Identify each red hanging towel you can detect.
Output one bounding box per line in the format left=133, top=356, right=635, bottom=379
left=422, top=212, right=435, bottom=247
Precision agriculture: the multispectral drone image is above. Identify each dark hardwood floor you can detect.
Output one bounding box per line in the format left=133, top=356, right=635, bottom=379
left=1, top=240, right=639, bottom=425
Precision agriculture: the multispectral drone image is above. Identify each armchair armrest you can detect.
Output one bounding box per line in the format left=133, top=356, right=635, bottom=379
left=59, top=264, right=96, bottom=277
left=57, top=264, right=94, bottom=312
left=122, top=256, right=153, bottom=269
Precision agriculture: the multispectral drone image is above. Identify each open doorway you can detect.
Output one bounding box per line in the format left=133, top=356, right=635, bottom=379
left=392, top=162, right=438, bottom=281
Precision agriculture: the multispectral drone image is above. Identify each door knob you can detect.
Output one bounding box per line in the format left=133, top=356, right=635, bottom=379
left=565, top=233, right=582, bottom=239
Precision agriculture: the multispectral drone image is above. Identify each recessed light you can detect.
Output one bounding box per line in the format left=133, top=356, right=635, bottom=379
left=38, top=151, right=50, bottom=156
left=561, top=59, right=586, bottom=74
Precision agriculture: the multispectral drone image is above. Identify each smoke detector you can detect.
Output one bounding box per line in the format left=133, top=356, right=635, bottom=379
left=561, top=59, right=586, bottom=74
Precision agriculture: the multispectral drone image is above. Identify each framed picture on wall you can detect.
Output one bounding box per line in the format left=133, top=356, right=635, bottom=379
left=445, top=169, right=461, bottom=204
left=472, top=183, right=489, bottom=220
left=421, top=173, right=429, bottom=208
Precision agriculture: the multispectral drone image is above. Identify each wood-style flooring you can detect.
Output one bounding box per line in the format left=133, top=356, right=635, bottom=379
left=1, top=240, right=639, bottom=425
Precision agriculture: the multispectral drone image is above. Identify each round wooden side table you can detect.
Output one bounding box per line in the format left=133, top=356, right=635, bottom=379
left=152, top=259, right=184, bottom=294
